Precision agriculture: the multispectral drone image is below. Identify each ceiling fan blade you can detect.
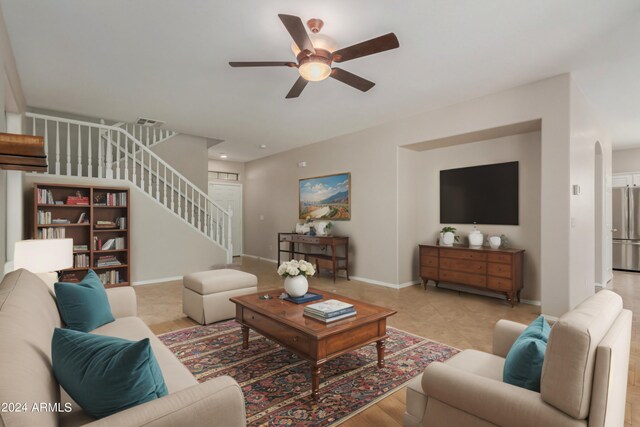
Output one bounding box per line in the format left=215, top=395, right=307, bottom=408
left=330, top=68, right=375, bottom=92
left=286, top=76, right=309, bottom=99
left=229, top=61, right=296, bottom=67
left=278, top=14, right=316, bottom=55
left=332, top=33, right=399, bottom=63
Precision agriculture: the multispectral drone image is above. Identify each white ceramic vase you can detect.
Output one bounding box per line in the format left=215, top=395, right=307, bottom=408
left=441, top=232, right=455, bottom=246
left=468, top=231, right=484, bottom=248
left=489, top=236, right=502, bottom=249
left=284, top=275, right=309, bottom=297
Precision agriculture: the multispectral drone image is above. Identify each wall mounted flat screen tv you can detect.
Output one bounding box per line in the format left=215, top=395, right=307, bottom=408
left=440, top=161, right=519, bottom=225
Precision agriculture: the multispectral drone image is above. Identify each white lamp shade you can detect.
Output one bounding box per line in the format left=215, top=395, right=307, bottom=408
left=14, top=239, right=73, bottom=273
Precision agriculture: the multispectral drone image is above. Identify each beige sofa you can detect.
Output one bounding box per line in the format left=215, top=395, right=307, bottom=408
left=404, top=289, right=632, bottom=427
left=0, top=269, right=246, bottom=427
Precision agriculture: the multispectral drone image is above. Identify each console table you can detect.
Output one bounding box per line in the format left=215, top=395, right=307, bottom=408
left=419, top=244, right=524, bottom=306
left=277, top=233, right=350, bottom=283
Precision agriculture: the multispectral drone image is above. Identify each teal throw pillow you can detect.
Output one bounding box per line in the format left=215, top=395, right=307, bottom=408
left=55, top=269, right=115, bottom=332
left=52, top=328, right=168, bottom=419
left=503, top=316, right=550, bottom=392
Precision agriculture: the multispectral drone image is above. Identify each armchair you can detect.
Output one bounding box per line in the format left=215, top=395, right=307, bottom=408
left=404, top=290, right=631, bottom=427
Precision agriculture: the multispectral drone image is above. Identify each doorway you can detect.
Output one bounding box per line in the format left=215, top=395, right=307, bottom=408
left=208, top=183, right=242, bottom=257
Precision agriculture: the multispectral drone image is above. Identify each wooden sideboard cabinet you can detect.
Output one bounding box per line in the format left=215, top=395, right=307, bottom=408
left=419, top=244, right=524, bottom=306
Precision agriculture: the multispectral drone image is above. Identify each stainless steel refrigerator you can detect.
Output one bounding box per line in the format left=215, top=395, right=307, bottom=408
left=613, top=186, right=640, bottom=271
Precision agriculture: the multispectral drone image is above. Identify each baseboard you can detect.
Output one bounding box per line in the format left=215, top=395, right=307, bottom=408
left=132, top=275, right=183, bottom=286
left=241, top=254, right=278, bottom=264
left=398, top=280, right=422, bottom=289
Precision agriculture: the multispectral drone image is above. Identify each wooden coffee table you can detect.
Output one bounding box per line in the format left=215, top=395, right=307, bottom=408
left=230, top=288, right=396, bottom=400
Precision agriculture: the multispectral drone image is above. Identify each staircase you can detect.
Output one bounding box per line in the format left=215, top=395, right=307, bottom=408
left=26, top=112, right=233, bottom=263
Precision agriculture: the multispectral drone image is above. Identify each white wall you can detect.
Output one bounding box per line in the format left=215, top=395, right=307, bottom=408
left=404, top=132, right=542, bottom=301
left=612, top=147, right=640, bottom=173
left=244, top=74, right=609, bottom=316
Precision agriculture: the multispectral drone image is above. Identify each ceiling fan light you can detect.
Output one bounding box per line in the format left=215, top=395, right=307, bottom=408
left=298, top=61, right=331, bottom=82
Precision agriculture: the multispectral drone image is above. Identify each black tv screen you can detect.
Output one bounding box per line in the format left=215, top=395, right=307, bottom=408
left=440, top=161, right=519, bottom=225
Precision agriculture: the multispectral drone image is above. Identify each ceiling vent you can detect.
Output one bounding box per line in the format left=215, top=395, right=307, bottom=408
left=135, top=117, right=165, bottom=128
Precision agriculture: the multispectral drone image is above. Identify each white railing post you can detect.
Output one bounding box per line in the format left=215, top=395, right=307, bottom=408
left=147, top=154, right=152, bottom=194
left=140, top=150, right=145, bottom=190
left=227, top=207, right=233, bottom=262
left=177, top=178, right=182, bottom=215
left=132, top=137, right=137, bottom=187
left=146, top=127, right=150, bottom=147
left=88, top=126, right=93, bottom=178
left=55, top=121, right=60, bottom=174
left=216, top=209, right=220, bottom=244
left=124, top=135, right=129, bottom=181
left=77, top=125, right=82, bottom=176
left=190, top=187, right=194, bottom=225
left=98, top=129, right=103, bottom=178
left=43, top=120, right=49, bottom=173
left=164, top=167, right=168, bottom=206
left=105, top=129, right=113, bottom=179
left=116, top=131, right=121, bottom=179
left=171, top=173, right=175, bottom=211
left=66, top=123, right=71, bottom=176
left=155, top=160, right=160, bottom=199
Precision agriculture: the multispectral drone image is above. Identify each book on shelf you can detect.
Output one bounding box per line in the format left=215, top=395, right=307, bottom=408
left=37, top=188, right=55, bottom=205
left=98, top=237, right=125, bottom=251
left=37, top=227, right=66, bottom=239
left=37, top=210, right=52, bottom=225
left=66, top=196, right=89, bottom=205
left=74, top=254, right=89, bottom=268
left=98, top=270, right=121, bottom=285
left=94, top=192, right=127, bottom=207
left=76, top=212, right=87, bottom=224
left=73, top=245, right=88, bottom=251
left=95, top=220, right=117, bottom=229
left=95, top=255, right=122, bottom=267
left=51, top=218, right=70, bottom=224
left=115, top=217, right=126, bottom=229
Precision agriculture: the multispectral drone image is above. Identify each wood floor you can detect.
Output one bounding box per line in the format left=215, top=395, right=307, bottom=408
left=137, top=256, right=638, bottom=426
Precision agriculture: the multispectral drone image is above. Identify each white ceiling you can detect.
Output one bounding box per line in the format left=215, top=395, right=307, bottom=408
left=1, top=0, right=639, bottom=160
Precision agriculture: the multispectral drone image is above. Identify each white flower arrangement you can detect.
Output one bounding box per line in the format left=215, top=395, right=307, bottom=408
left=277, top=259, right=316, bottom=278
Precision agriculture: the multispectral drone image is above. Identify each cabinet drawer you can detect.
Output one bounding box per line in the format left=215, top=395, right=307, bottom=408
left=243, top=309, right=310, bottom=354
left=440, top=269, right=486, bottom=287
left=487, top=253, right=512, bottom=264
left=487, top=276, right=513, bottom=291
left=439, top=258, right=486, bottom=274
left=421, top=267, right=438, bottom=280
left=421, top=255, right=438, bottom=267
left=440, top=249, right=487, bottom=261
left=420, top=247, right=438, bottom=257
left=488, top=263, right=512, bottom=278
left=280, top=234, right=293, bottom=242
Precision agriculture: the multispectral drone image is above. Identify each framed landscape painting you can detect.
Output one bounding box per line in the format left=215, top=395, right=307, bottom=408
left=299, top=173, right=351, bottom=220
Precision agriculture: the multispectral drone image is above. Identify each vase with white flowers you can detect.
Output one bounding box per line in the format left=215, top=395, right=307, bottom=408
left=277, top=259, right=316, bottom=297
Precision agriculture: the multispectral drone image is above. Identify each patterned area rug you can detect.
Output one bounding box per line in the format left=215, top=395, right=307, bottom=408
left=159, top=320, right=458, bottom=426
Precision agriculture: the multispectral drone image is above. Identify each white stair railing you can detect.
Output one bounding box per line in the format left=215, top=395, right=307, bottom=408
left=117, top=122, right=178, bottom=148
left=26, top=112, right=233, bottom=262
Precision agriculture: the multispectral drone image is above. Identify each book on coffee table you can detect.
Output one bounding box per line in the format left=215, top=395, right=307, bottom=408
left=304, top=299, right=356, bottom=321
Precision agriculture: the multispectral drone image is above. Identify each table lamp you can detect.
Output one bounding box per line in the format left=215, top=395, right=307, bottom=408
left=13, top=239, right=73, bottom=287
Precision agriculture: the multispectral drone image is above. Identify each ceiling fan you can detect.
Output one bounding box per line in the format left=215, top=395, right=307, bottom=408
left=229, top=14, right=399, bottom=98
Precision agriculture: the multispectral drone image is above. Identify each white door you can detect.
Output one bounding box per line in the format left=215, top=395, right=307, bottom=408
left=209, top=183, right=242, bottom=257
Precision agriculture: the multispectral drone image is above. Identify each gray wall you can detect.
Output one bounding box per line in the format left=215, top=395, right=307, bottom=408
left=612, top=147, right=640, bottom=173
left=22, top=174, right=228, bottom=283
left=403, top=132, right=542, bottom=301
left=152, top=134, right=208, bottom=192
left=208, top=159, right=245, bottom=184
left=243, top=74, right=611, bottom=317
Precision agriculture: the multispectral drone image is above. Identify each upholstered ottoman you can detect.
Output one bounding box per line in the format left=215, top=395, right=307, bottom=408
left=183, top=269, right=258, bottom=324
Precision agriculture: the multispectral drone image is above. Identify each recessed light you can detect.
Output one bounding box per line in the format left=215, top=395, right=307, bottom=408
left=220, top=154, right=228, bottom=159
left=259, top=144, right=267, bottom=149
